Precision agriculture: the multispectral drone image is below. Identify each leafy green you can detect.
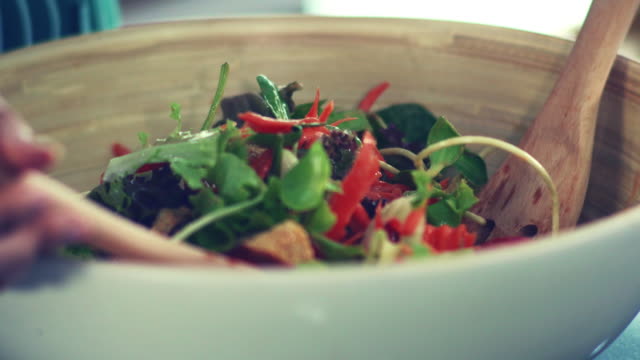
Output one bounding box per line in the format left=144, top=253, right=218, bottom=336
left=257, top=75, right=289, bottom=119
left=427, top=200, right=461, bottom=226
left=169, top=102, right=182, bottom=134
left=177, top=178, right=290, bottom=251
left=454, top=150, right=488, bottom=187
left=411, top=170, right=434, bottom=206
left=189, top=187, right=224, bottom=214
left=427, top=116, right=463, bottom=170
left=201, top=62, right=230, bottom=130
left=374, top=103, right=437, bottom=146
left=305, top=200, right=337, bottom=234
left=296, top=260, right=329, bottom=269
left=176, top=190, right=266, bottom=248
left=137, top=132, right=150, bottom=147
left=311, top=233, right=364, bottom=261
left=260, top=177, right=293, bottom=225
left=454, top=179, right=479, bottom=211
left=87, top=178, right=132, bottom=216
left=59, top=244, right=100, bottom=260
left=206, top=153, right=264, bottom=204
left=280, top=141, right=332, bottom=211
left=102, top=132, right=221, bottom=181
left=409, top=243, right=432, bottom=259
left=427, top=179, right=478, bottom=227
left=169, top=158, right=207, bottom=190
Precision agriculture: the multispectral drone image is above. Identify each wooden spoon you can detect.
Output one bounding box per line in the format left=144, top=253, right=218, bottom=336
left=22, top=171, right=247, bottom=267
left=468, top=0, right=640, bottom=241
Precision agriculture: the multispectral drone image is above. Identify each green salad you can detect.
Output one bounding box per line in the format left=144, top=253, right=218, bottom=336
left=63, top=63, right=558, bottom=267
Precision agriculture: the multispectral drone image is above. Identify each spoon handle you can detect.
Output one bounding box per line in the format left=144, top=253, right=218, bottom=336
left=472, top=0, right=640, bottom=240
left=523, top=0, right=640, bottom=142
left=23, top=172, right=245, bottom=267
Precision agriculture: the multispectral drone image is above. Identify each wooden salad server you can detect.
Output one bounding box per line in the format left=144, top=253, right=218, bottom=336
left=22, top=171, right=246, bottom=267
left=469, top=0, right=640, bottom=241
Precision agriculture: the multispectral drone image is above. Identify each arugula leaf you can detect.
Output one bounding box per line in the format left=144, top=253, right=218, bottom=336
left=207, top=153, right=264, bottom=204
left=103, top=132, right=221, bottom=181
left=169, top=158, right=207, bottom=190
left=280, top=141, right=332, bottom=211
left=201, top=62, right=230, bottom=130
left=179, top=178, right=293, bottom=250
left=176, top=190, right=266, bottom=248
left=454, top=150, right=488, bottom=187
left=427, top=116, right=463, bottom=170
left=374, top=103, right=437, bottom=147
left=189, top=187, right=225, bottom=214
left=328, top=109, right=371, bottom=131
left=87, top=178, right=132, bottom=215
left=169, top=102, right=182, bottom=135
left=311, top=233, right=364, bottom=261
left=137, top=132, right=150, bottom=147
left=257, top=75, right=289, bottom=119
left=305, top=200, right=337, bottom=234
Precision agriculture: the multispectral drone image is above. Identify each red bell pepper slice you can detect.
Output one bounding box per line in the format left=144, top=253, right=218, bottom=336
left=358, top=81, right=390, bottom=112
left=401, top=206, right=426, bottom=236
left=111, top=142, right=132, bottom=157
left=423, top=224, right=476, bottom=253
left=326, top=131, right=381, bottom=240
left=248, top=148, right=274, bottom=179
left=365, top=181, right=409, bottom=201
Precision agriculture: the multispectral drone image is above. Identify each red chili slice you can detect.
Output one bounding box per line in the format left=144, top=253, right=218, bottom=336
left=358, top=81, right=390, bottom=112
left=326, top=131, right=381, bottom=240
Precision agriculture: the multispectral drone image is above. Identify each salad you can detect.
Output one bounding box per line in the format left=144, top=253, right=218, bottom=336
left=63, top=63, right=558, bottom=266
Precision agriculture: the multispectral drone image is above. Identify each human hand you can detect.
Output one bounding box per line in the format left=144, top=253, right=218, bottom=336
left=0, top=97, right=84, bottom=286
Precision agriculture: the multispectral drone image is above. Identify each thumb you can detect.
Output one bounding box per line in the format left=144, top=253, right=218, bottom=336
left=0, top=100, right=57, bottom=172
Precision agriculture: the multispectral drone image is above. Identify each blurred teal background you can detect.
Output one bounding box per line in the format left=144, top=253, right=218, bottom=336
left=1, top=0, right=121, bottom=53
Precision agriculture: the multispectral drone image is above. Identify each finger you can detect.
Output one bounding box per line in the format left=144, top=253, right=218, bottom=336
left=0, top=209, right=88, bottom=287
left=0, top=98, right=56, bottom=172
left=0, top=227, right=41, bottom=286
left=0, top=201, right=46, bottom=236
left=36, top=210, right=88, bottom=253
left=0, top=175, right=50, bottom=218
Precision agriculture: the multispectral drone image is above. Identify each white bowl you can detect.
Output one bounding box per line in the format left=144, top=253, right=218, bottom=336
left=1, top=16, right=640, bottom=360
